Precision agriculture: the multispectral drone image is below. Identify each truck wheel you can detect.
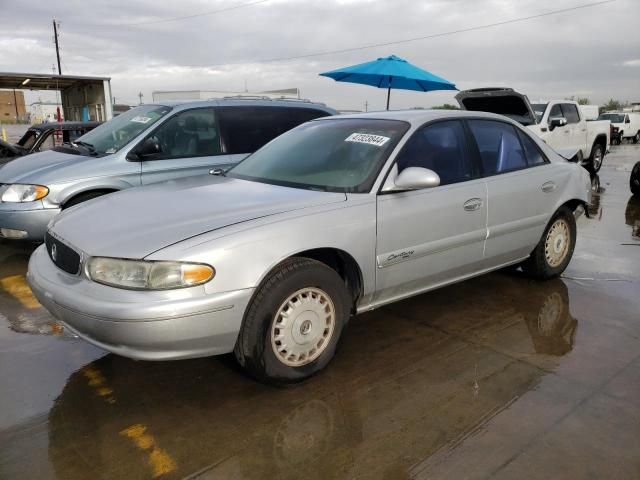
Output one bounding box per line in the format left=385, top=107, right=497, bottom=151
left=521, top=206, right=576, bottom=280
left=631, top=161, right=640, bottom=196
left=634, top=132, right=640, bottom=144
left=588, top=144, right=604, bottom=173
left=234, top=257, right=351, bottom=385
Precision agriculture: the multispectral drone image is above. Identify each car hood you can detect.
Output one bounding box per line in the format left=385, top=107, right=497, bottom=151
left=49, top=175, right=347, bottom=258
left=456, top=88, right=537, bottom=126
left=0, top=149, right=86, bottom=183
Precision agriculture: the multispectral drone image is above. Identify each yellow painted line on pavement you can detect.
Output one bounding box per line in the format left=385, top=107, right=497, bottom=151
left=81, top=365, right=116, bottom=404
left=0, top=275, right=41, bottom=309
left=120, top=424, right=178, bottom=478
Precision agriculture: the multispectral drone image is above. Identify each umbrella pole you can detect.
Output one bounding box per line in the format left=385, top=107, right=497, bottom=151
left=386, top=86, right=391, bottom=110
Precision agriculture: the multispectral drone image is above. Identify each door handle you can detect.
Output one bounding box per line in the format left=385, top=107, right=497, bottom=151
left=541, top=181, right=557, bottom=193
left=463, top=198, right=483, bottom=211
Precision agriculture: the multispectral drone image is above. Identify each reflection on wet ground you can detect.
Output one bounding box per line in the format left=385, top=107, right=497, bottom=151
left=1, top=146, right=639, bottom=480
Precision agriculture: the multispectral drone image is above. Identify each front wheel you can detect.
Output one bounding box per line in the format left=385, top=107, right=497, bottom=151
left=634, top=132, right=640, bottom=144
left=234, top=257, right=351, bottom=385
left=587, top=144, right=604, bottom=173
left=521, top=206, right=576, bottom=280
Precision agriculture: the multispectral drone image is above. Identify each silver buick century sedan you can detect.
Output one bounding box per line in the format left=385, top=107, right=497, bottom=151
left=28, top=110, right=590, bottom=384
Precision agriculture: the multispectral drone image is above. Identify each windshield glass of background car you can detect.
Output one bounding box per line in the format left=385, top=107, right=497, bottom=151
left=74, top=105, right=172, bottom=155
left=531, top=103, right=548, bottom=123
left=598, top=113, right=624, bottom=123
left=227, top=119, right=410, bottom=193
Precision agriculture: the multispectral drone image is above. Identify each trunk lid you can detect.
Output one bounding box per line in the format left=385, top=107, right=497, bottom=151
left=456, top=88, right=538, bottom=126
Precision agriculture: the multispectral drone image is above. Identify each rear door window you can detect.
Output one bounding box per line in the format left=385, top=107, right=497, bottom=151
left=467, top=120, right=527, bottom=175
left=217, top=106, right=330, bottom=155
left=517, top=130, right=548, bottom=166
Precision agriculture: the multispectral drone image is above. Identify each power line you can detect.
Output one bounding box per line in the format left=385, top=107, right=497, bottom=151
left=80, top=0, right=270, bottom=27
left=178, top=0, right=615, bottom=68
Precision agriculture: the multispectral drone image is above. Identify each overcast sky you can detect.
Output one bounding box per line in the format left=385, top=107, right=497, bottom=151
left=0, top=0, right=638, bottom=111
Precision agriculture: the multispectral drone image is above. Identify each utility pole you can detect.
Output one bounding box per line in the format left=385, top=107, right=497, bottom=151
left=138, top=92, right=144, bottom=105
left=12, top=89, right=19, bottom=122
left=53, top=19, right=62, bottom=75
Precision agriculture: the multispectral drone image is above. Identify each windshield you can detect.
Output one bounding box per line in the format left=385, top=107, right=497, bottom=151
left=74, top=104, right=172, bottom=155
left=531, top=103, right=548, bottom=123
left=598, top=113, right=624, bottom=123
left=227, top=118, right=410, bottom=193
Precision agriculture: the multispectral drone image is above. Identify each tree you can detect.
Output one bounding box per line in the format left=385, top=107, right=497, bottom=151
left=564, top=96, right=590, bottom=105
left=602, top=98, right=623, bottom=112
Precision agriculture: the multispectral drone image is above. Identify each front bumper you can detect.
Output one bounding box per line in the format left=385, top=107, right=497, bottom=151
left=27, top=245, right=254, bottom=360
left=0, top=203, right=59, bottom=241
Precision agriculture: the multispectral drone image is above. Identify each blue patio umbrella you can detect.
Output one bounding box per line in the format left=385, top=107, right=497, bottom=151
left=319, top=55, right=457, bottom=110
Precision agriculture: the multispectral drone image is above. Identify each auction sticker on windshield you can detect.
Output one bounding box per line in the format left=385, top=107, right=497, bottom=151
left=345, top=133, right=390, bottom=147
left=130, top=116, right=153, bottom=124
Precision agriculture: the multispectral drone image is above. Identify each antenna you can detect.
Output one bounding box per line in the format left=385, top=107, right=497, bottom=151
left=53, top=19, right=62, bottom=75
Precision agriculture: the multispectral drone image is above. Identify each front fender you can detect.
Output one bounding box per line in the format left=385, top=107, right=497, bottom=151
left=51, top=179, right=138, bottom=206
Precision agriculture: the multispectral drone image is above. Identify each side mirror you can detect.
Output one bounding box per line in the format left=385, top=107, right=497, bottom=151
left=130, top=138, right=161, bottom=160
left=625, top=117, right=631, bottom=124
left=548, top=116, right=567, bottom=131
left=391, top=167, right=440, bottom=191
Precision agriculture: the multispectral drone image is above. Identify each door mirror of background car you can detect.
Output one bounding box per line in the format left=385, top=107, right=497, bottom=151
left=391, top=167, right=441, bottom=191
left=549, top=117, right=568, bottom=131
left=128, top=138, right=161, bottom=161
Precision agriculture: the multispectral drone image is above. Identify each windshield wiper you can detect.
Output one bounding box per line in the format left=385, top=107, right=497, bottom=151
left=73, top=141, right=98, bottom=155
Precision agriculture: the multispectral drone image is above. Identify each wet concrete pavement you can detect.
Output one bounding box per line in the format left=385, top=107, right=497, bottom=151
left=1, top=146, right=639, bottom=480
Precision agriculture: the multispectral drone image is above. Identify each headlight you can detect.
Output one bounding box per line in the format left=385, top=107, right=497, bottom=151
left=87, top=257, right=214, bottom=290
left=1, top=184, right=49, bottom=203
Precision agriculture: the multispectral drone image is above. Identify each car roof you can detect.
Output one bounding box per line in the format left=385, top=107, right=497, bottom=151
left=30, top=121, right=102, bottom=131
left=149, top=97, right=337, bottom=115
left=316, top=108, right=522, bottom=127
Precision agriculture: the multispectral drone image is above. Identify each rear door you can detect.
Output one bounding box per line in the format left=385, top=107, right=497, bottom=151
left=467, top=119, right=566, bottom=267
left=140, top=108, right=232, bottom=185
left=217, top=106, right=331, bottom=167
left=375, top=119, right=487, bottom=303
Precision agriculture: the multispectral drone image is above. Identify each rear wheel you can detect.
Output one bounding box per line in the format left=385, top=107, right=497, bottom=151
left=587, top=144, right=604, bottom=173
left=521, top=206, right=576, bottom=280
left=234, top=257, right=350, bottom=385
left=631, top=161, right=640, bottom=196
left=634, top=131, right=640, bottom=144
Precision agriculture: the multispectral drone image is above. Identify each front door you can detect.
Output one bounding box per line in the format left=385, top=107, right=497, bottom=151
left=375, top=120, right=487, bottom=304
left=140, top=107, right=233, bottom=185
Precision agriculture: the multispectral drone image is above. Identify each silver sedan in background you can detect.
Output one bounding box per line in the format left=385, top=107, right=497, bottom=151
left=28, top=110, right=590, bottom=384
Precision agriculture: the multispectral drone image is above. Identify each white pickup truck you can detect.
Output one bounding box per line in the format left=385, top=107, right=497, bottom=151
left=598, top=111, right=640, bottom=144
left=456, top=88, right=610, bottom=172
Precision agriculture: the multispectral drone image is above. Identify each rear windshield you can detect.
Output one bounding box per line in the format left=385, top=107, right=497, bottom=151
left=598, top=113, right=624, bottom=123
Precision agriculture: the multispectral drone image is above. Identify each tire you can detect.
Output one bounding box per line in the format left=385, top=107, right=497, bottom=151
left=234, top=257, right=351, bottom=385
left=587, top=143, right=604, bottom=173
left=521, top=206, right=576, bottom=280
left=62, top=191, right=110, bottom=209
left=634, top=132, right=640, bottom=144
left=631, top=161, right=640, bottom=196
